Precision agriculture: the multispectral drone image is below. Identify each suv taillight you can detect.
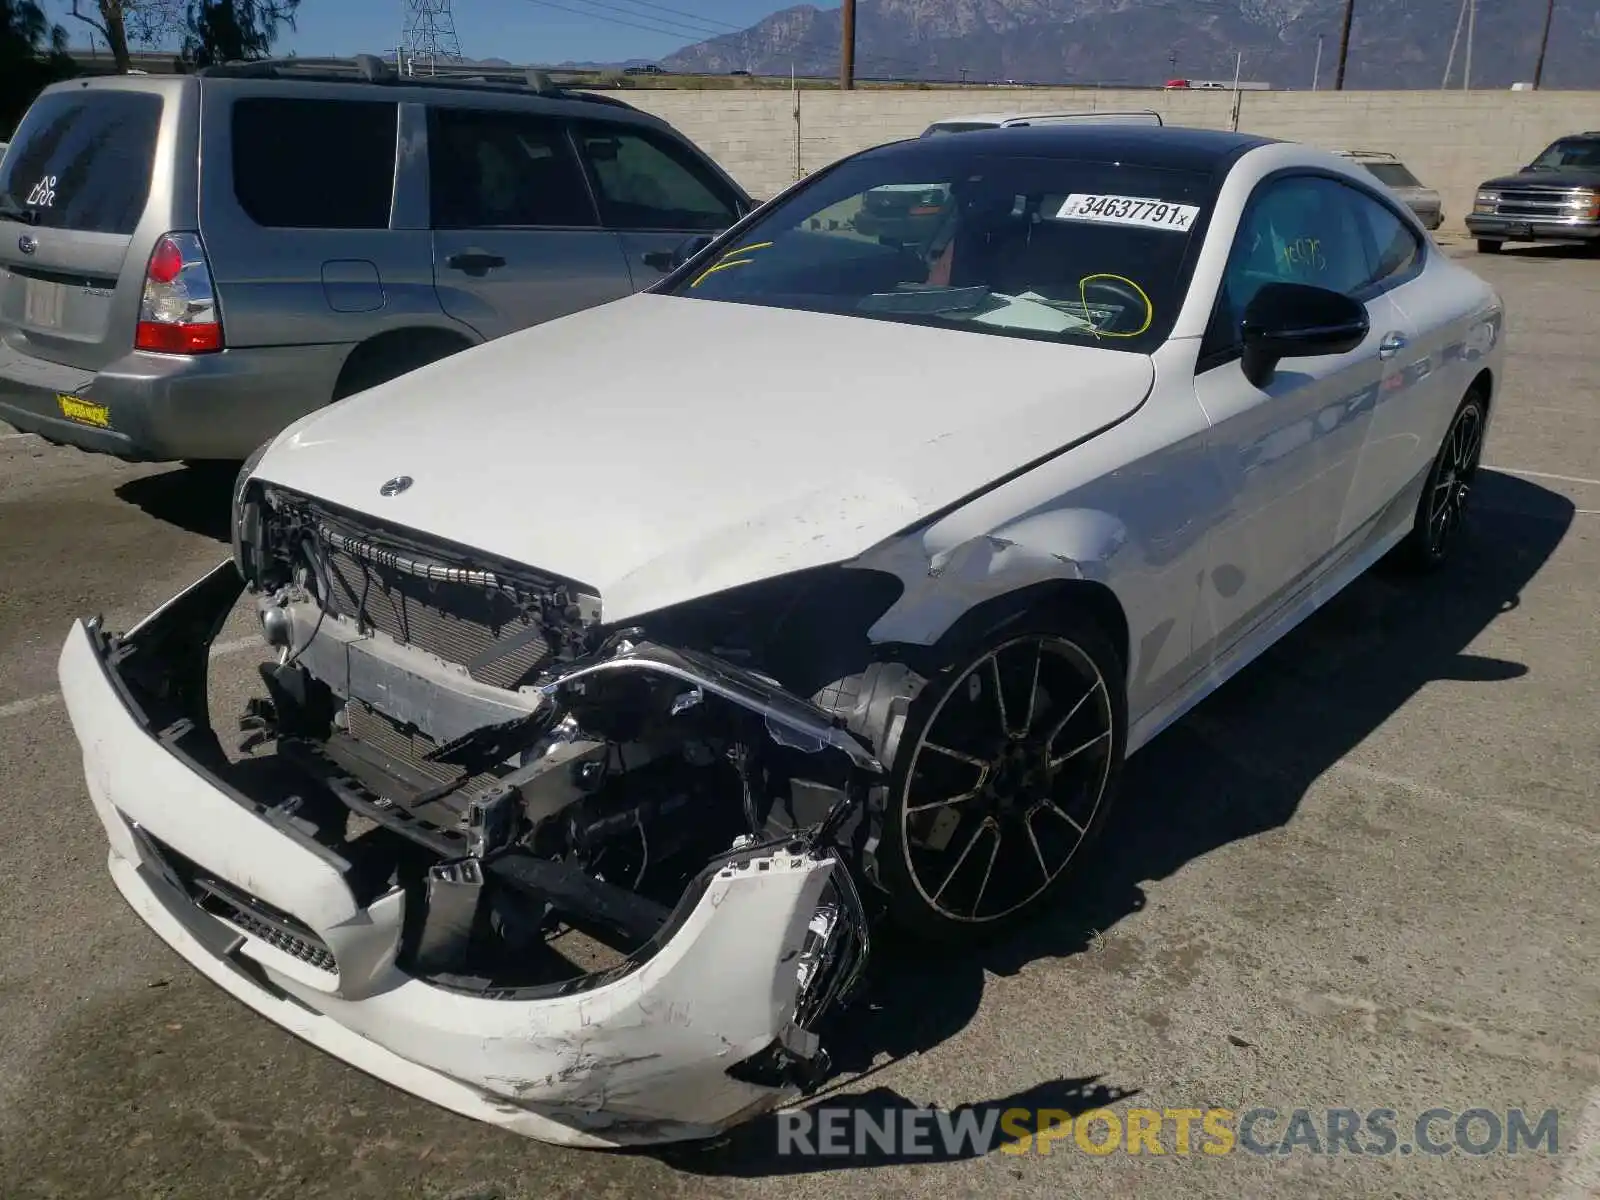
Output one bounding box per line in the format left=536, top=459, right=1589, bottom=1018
left=136, top=232, right=223, bottom=354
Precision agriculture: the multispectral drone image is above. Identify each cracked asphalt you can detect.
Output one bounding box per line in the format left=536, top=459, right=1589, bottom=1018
left=1, top=240, right=1596, bottom=1200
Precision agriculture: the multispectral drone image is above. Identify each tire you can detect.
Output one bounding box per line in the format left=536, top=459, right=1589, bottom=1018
left=1477, top=239, right=1503, bottom=254
left=869, top=610, right=1128, bottom=943
left=1391, top=390, right=1487, bottom=572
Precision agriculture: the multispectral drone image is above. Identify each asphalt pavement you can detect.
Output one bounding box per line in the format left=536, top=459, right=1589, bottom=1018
left=1, top=240, right=1596, bottom=1200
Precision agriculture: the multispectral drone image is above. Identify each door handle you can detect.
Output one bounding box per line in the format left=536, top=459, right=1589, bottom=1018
left=1377, top=331, right=1408, bottom=360
left=642, top=249, right=676, bottom=272
left=446, top=251, right=506, bottom=274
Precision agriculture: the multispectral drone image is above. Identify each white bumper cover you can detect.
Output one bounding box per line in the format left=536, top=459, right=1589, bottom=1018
left=58, top=599, right=842, bottom=1148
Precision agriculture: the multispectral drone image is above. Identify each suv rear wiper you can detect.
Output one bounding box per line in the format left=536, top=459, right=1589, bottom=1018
left=0, top=205, right=40, bottom=225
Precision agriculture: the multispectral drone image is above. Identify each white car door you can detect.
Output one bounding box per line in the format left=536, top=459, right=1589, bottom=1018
left=1338, top=190, right=1445, bottom=541
left=1191, top=173, right=1406, bottom=660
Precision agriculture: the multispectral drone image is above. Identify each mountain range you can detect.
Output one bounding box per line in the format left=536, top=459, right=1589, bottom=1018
left=658, top=0, right=1600, bottom=90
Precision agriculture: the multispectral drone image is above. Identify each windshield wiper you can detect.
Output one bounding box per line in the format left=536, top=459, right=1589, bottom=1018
left=858, top=285, right=991, bottom=315
left=0, top=205, right=40, bottom=225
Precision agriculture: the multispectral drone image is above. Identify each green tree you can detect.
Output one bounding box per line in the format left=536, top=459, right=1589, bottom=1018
left=182, top=0, right=299, bottom=67
left=68, top=1, right=185, bottom=74
left=1, top=0, right=76, bottom=137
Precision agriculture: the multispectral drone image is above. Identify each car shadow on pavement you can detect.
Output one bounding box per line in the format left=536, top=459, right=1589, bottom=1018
left=114, top=461, right=239, bottom=543
left=1500, top=243, right=1600, bottom=259
left=659, top=469, right=1573, bottom=1178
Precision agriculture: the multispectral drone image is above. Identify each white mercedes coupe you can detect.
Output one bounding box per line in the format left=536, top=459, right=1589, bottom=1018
left=60, top=124, right=1505, bottom=1149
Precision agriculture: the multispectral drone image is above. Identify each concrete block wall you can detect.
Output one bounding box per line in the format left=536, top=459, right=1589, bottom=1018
left=622, top=88, right=1600, bottom=232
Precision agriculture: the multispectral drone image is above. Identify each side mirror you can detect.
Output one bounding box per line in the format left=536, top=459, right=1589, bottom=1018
left=642, top=234, right=712, bottom=274
left=1239, top=282, right=1369, bottom=387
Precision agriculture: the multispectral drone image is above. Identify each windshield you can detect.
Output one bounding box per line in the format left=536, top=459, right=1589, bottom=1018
left=1362, top=161, right=1421, bottom=188
left=663, top=146, right=1214, bottom=352
left=1528, top=138, right=1600, bottom=170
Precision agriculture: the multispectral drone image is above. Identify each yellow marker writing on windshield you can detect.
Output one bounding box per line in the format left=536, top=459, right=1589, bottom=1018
left=690, top=258, right=755, bottom=287
left=689, top=241, right=772, bottom=288
left=1077, top=273, right=1153, bottom=339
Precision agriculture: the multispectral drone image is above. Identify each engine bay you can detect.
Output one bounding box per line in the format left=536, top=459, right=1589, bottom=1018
left=223, top=484, right=905, bottom=1025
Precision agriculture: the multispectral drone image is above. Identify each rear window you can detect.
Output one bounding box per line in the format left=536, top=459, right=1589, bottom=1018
left=1361, top=161, right=1422, bottom=188
left=0, top=89, right=162, bottom=234
left=231, top=97, right=398, bottom=229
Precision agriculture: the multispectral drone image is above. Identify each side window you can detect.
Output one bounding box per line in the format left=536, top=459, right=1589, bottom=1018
left=1349, top=189, right=1423, bottom=290
left=426, top=108, right=598, bottom=229
left=1205, top=175, right=1373, bottom=357
left=232, top=98, right=397, bottom=229
left=572, top=121, right=740, bottom=232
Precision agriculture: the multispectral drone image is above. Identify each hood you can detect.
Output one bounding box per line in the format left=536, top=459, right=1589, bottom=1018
left=255, top=293, right=1153, bottom=623
left=1480, top=167, right=1600, bottom=190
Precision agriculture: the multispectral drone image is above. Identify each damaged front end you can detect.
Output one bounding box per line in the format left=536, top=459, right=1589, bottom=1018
left=59, top=480, right=909, bottom=1146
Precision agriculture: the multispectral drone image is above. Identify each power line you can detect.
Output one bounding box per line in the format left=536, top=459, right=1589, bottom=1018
left=597, top=0, right=744, bottom=34
left=548, top=0, right=738, bottom=41
left=517, top=0, right=716, bottom=43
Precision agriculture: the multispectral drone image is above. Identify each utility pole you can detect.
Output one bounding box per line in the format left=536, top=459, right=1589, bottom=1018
left=1334, top=0, right=1355, bottom=90
left=1230, top=50, right=1244, bottom=131
left=1442, top=0, right=1466, bottom=88
left=1312, top=33, right=1324, bottom=90
left=839, top=0, right=856, bottom=90
left=1532, top=0, right=1556, bottom=88
left=1463, top=0, right=1475, bottom=89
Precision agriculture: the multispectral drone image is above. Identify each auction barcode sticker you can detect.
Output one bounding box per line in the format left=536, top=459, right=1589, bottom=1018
left=1055, top=193, right=1201, bottom=231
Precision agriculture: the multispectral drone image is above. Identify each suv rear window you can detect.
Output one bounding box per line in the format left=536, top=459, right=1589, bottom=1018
left=0, top=89, right=163, bottom=235
left=231, top=97, right=398, bottom=229
left=1361, top=161, right=1422, bottom=188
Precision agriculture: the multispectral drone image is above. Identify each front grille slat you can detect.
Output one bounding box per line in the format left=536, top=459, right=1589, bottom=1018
left=140, top=833, right=338, bottom=975
left=1491, top=188, right=1593, bottom=220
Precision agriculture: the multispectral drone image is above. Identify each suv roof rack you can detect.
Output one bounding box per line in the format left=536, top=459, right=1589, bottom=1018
left=194, top=55, right=638, bottom=110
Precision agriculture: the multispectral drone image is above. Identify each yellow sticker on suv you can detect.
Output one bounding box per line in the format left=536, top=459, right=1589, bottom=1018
left=57, top=394, right=111, bottom=429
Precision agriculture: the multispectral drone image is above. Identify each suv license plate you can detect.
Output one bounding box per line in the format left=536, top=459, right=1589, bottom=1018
left=23, top=279, right=66, bottom=330
left=1506, top=223, right=1533, bottom=238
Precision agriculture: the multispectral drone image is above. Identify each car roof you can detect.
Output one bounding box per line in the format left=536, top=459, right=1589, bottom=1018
left=59, top=54, right=641, bottom=115
left=925, top=110, right=1151, bottom=125
left=865, top=123, right=1278, bottom=174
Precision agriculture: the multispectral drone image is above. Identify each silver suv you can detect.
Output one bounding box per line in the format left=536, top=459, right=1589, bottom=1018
left=0, top=59, right=752, bottom=463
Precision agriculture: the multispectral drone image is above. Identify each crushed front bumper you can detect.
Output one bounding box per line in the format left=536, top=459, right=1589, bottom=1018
left=58, top=561, right=860, bottom=1148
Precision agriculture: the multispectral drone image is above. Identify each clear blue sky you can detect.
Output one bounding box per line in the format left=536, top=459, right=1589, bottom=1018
left=41, top=0, right=802, bottom=63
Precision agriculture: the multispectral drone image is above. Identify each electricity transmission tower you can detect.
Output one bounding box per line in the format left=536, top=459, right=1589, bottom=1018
left=401, top=0, right=463, bottom=74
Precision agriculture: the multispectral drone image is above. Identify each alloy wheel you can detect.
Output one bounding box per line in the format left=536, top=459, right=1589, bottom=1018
left=1425, top=401, right=1484, bottom=560
left=897, top=633, right=1116, bottom=924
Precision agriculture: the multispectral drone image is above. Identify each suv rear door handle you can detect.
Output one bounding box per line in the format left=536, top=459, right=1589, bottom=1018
left=1377, top=331, right=1408, bottom=359
left=446, top=251, right=506, bottom=274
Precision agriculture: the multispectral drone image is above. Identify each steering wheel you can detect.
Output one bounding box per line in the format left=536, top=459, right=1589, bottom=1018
left=1078, top=274, right=1153, bottom=336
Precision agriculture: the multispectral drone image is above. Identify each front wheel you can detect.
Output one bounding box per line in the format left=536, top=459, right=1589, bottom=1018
left=1477, top=239, right=1503, bottom=254
left=873, top=613, right=1127, bottom=943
